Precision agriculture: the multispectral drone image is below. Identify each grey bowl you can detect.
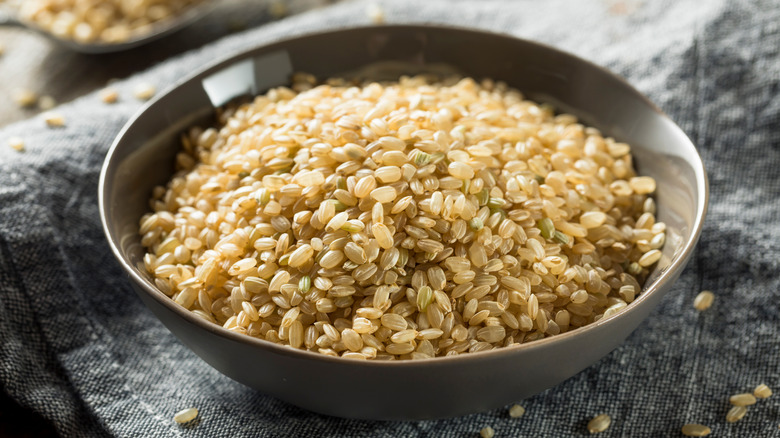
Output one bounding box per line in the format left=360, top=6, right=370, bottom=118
left=99, top=25, right=708, bottom=420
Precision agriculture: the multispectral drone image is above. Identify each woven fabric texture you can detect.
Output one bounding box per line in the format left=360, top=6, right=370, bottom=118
left=1, top=1, right=778, bottom=436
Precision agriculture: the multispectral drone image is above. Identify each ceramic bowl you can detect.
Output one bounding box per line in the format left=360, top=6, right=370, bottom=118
left=99, top=25, right=708, bottom=420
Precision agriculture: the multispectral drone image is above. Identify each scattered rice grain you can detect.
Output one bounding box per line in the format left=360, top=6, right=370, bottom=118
left=134, top=83, right=156, bottom=101
left=173, top=407, right=198, bottom=424
left=681, top=424, right=711, bottom=437
left=508, top=404, right=525, bottom=418
left=729, top=393, right=757, bottom=406
left=693, top=290, right=714, bottom=311
left=753, top=383, right=772, bottom=399
left=8, top=137, right=25, bottom=152
left=726, top=405, right=747, bottom=423
left=43, top=112, right=66, bottom=127
left=101, top=88, right=119, bottom=104
left=367, top=3, right=385, bottom=24
left=587, top=414, right=611, bottom=434
left=479, top=426, right=495, bottom=438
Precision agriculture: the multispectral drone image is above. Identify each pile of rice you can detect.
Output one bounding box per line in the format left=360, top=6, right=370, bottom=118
left=139, top=74, right=664, bottom=360
left=19, top=0, right=202, bottom=44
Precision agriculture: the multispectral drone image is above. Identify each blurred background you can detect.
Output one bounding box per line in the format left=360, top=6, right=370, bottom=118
left=0, top=0, right=353, bottom=127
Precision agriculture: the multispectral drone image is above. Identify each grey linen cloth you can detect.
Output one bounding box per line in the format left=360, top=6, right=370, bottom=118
left=1, top=0, right=779, bottom=436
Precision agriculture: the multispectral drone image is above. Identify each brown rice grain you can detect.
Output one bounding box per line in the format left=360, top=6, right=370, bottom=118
left=8, top=137, right=25, bottom=152
left=753, top=383, right=772, bottom=399
left=386, top=342, right=415, bottom=355
left=508, top=404, right=525, bottom=418
left=173, top=407, right=198, bottom=424
left=629, top=176, right=656, bottom=194
left=693, top=291, right=714, bottom=311
left=100, top=88, right=119, bottom=104
left=637, top=249, right=662, bottom=267
left=43, top=112, right=66, bottom=127
left=367, top=3, right=385, bottom=24
left=681, top=424, right=711, bottom=437
left=133, top=83, right=156, bottom=101
left=726, top=405, right=747, bottom=423
left=587, top=414, right=611, bottom=434
left=479, top=426, right=495, bottom=438
left=729, top=393, right=757, bottom=406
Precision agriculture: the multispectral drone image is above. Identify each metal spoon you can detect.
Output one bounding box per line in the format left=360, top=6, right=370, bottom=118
left=0, top=1, right=216, bottom=54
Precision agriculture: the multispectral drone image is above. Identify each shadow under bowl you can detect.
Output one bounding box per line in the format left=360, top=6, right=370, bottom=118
left=99, top=25, right=708, bottom=420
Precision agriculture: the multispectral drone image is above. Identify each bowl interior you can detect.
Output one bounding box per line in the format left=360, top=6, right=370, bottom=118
left=103, top=25, right=705, bottom=291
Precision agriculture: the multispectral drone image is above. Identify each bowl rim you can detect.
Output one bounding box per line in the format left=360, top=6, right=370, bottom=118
left=98, top=23, right=709, bottom=368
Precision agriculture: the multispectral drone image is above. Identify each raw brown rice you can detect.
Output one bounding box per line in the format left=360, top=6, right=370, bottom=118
left=693, top=290, right=714, bottom=311
left=587, top=414, right=611, bottom=434
left=8, top=137, right=25, bottom=152
left=18, top=0, right=203, bottom=44
left=753, top=383, right=772, bottom=399
left=43, top=112, right=65, bottom=127
left=725, top=405, right=747, bottom=423
left=173, top=407, right=198, bottom=424
left=133, top=83, right=156, bottom=101
left=367, top=3, right=385, bottom=24
left=479, top=426, right=495, bottom=438
left=729, top=393, right=757, bottom=406
left=681, top=424, right=711, bottom=437
left=139, top=74, right=663, bottom=360
left=100, top=87, right=119, bottom=104
left=508, top=404, right=525, bottom=418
